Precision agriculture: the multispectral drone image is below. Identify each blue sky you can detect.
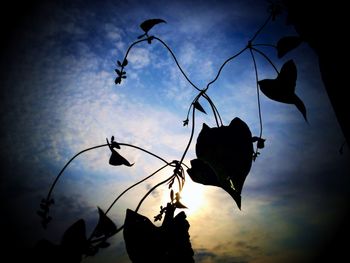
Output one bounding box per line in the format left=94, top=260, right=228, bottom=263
left=1, top=0, right=349, bottom=262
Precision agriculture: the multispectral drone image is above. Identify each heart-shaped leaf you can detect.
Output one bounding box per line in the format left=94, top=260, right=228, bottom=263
left=277, top=36, right=303, bottom=58
left=93, top=207, right=118, bottom=238
left=188, top=117, right=253, bottom=209
left=187, top=159, right=220, bottom=186
left=258, top=60, right=307, bottom=122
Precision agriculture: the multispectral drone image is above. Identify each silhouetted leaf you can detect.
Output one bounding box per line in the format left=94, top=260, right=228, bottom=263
left=193, top=101, right=207, bottom=114
left=183, top=119, right=189, bottom=126
left=189, top=118, right=254, bottom=209
left=257, top=138, right=265, bottom=149
left=115, top=69, right=121, bottom=76
left=93, top=207, right=118, bottom=238
left=106, top=138, right=134, bottom=166
left=140, top=19, right=166, bottom=34
left=252, top=136, right=266, bottom=149
left=277, top=36, right=303, bottom=58
left=258, top=60, right=307, bottom=122
left=60, top=219, right=87, bottom=262
left=122, top=58, right=128, bottom=67
left=124, top=206, right=194, bottom=262
left=187, top=159, right=220, bottom=186
left=109, top=150, right=134, bottom=166
left=115, top=77, right=122, bottom=85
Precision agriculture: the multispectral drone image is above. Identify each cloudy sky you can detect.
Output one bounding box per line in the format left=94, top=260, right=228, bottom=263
left=1, top=0, right=349, bottom=262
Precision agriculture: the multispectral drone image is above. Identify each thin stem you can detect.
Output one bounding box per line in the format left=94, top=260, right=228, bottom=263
left=251, top=47, right=279, bottom=74
left=249, top=48, right=263, bottom=140
left=205, top=46, right=249, bottom=92
left=46, top=144, right=108, bottom=201
left=118, top=143, right=169, bottom=165
left=179, top=106, right=196, bottom=165
left=135, top=174, right=175, bottom=213
left=123, top=39, right=149, bottom=63
left=250, top=13, right=272, bottom=42
left=153, top=36, right=201, bottom=92
left=46, top=142, right=169, bottom=202
left=87, top=163, right=171, bottom=243
left=203, top=93, right=222, bottom=126
left=105, top=163, right=171, bottom=215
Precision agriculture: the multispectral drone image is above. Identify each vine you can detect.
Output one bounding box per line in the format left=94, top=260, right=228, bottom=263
left=36, top=2, right=307, bottom=262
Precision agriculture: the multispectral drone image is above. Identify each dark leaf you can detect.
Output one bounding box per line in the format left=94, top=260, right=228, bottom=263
left=277, top=36, right=303, bottom=58
left=115, top=77, right=122, bottom=85
left=109, top=150, right=134, bottom=166
left=257, top=138, right=265, bottom=149
left=123, top=209, right=160, bottom=262
left=140, top=19, right=166, bottom=34
left=117, top=60, right=122, bottom=67
left=183, top=119, right=189, bottom=126
left=107, top=138, right=134, bottom=166
left=122, top=58, right=128, bottom=67
left=115, top=69, right=121, bottom=76
left=123, top=208, right=194, bottom=262
left=187, top=159, right=220, bottom=186
left=122, top=75, right=127, bottom=79
left=61, top=219, right=87, bottom=258
left=93, top=207, right=118, bottom=238
left=258, top=60, right=307, bottom=122
left=193, top=118, right=254, bottom=209
left=193, top=101, right=206, bottom=114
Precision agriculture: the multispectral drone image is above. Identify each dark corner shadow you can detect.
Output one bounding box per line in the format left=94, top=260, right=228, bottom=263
left=285, top=0, right=349, bottom=145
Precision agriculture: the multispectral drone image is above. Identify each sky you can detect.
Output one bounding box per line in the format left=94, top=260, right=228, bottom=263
left=1, top=0, right=349, bottom=262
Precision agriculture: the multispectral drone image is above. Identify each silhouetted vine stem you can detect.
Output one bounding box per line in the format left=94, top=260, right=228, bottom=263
left=135, top=174, right=175, bottom=213
left=205, top=46, right=249, bottom=92
left=104, top=163, right=172, bottom=215
left=251, top=47, right=279, bottom=74
left=249, top=48, right=264, bottom=152
left=45, top=142, right=171, bottom=204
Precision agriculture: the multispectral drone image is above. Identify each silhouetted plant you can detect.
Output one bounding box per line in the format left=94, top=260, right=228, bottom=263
left=37, top=2, right=308, bottom=262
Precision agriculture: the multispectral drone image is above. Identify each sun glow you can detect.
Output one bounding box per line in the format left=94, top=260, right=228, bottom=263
left=161, top=179, right=206, bottom=217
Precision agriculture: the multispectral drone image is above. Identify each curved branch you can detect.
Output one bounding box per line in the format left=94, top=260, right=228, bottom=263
left=105, top=163, right=171, bottom=215
left=46, top=144, right=108, bottom=201
left=205, top=46, right=249, bottom=91
left=153, top=36, right=201, bottom=92
left=249, top=48, right=263, bottom=140
left=135, top=174, right=175, bottom=213
left=251, top=47, right=279, bottom=74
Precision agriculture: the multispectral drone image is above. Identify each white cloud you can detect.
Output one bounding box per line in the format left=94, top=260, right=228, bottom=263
left=127, top=47, right=151, bottom=69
